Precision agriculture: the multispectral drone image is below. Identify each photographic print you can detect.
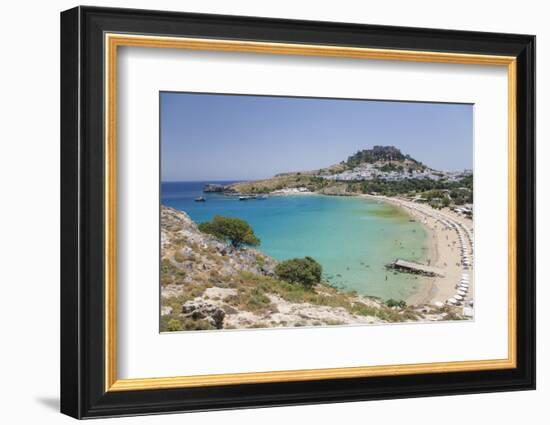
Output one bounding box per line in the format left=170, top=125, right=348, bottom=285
left=61, top=9, right=535, bottom=417
left=160, top=92, right=474, bottom=332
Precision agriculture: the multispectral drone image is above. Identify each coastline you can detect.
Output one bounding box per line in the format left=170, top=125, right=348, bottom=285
left=360, top=194, right=474, bottom=306
left=251, top=190, right=473, bottom=306
left=161, top=205, right=467, bottom=330
left=165, top=182, right=473, bottom=308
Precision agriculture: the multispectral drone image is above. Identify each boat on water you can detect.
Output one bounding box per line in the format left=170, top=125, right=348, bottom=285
left=194, top=196, right=206, bottom=202
left=239, top=195, right=257, bottom=201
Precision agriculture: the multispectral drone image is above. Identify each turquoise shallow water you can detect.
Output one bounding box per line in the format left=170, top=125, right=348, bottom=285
left=162, top=181, right=429, bottom=301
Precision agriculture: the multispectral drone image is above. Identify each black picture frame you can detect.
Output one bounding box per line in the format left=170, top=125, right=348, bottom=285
left=61, top=5, right=535, bottom=419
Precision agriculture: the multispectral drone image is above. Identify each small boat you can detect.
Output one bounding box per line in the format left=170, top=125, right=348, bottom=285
left=239, top=195, right=257, bottom=201
left=194, top=196, right=206, bottom=202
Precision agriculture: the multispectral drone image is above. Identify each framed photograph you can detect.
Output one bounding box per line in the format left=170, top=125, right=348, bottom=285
left=60, top=6, right=535, bottom=419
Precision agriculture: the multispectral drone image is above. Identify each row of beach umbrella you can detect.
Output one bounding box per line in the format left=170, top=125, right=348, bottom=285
left=447, top=272, right=470, bottom=306
left=398, top=201, right=474, bottom=308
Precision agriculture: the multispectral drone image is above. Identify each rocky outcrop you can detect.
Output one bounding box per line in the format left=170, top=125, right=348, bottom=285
left=347, top=145, right=410, bottom=166
left=161, top=206, right=277, bottom=281
left=181, top=300, right=226, bottom=329
left=203, top=183, right=235, bottom=193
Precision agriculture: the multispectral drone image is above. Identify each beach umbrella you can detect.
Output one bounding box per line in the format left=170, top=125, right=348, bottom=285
left=453, top=295, right=464, bottom=301
left=457, top=290, right=468, bottom=297
left=447, top=298, right=457, bottom=305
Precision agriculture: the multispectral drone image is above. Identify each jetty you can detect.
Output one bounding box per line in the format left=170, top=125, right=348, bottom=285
left=387, top=259, right=445, bottom=277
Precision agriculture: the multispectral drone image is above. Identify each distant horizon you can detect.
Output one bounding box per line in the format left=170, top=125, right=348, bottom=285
left=161, top=92, right=473, bottom=182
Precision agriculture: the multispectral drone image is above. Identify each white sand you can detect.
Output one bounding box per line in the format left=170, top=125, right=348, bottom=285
left=361, top=195, right=474, bottom=306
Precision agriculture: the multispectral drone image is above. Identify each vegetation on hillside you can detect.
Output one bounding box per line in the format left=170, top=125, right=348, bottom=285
left=357, top=175, right=473, bottom=204
left=274, top=257, right=323, bottom=288
left=346, top=145, right=420, bottom=167
left=160, top=270, right=422, bottom=332
left=227, top=146, right=472, bottom=209
left=231, top=174, right=332, bottom=194
left=199, top=215, right=260, bottom=248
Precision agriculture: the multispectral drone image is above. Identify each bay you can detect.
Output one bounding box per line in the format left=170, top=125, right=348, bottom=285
left=162, top=181, right=429, bottom=301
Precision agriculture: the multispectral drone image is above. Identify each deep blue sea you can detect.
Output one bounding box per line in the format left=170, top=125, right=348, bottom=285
left=162, top=181, right=429, bottom=301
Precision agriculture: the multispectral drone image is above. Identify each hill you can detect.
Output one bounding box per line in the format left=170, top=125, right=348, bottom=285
left=228, top=146, right=472, bottom=200
left=346, top=145, right=418, bottom=166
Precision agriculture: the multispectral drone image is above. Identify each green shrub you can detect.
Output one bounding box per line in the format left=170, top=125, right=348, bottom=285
left=166, top=319, right=182, bottom=331
left=160, top=259, right=186, bottom=286
left=351, top=303, right=379, bottom=317
left=160, top=315, right=183, bottom=332
left=225, top=287, right=273, bottom=313
left=199, top=215, right=260, bottom=248
left=256, top=255, right=265, bottom=269
left=274, top=257, right=322, bottom=288
left=180, top=318, right=216, bottom=330
left=385, top=299, right=407, bottom=308
left=160, top=315, right=216, bottom=332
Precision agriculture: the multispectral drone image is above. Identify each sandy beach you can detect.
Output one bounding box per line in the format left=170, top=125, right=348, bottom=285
left=361, top=195, right=474, bottom=308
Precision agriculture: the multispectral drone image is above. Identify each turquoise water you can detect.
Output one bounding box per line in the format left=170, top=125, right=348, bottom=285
left=162, top=181, right=429, bottom=301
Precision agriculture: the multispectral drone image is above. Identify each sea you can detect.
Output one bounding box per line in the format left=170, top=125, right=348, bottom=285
left=161, top=181, right=429, bottom=301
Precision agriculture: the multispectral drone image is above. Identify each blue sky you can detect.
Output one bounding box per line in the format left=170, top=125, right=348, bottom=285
left=161, top=92, right=473, bottom=182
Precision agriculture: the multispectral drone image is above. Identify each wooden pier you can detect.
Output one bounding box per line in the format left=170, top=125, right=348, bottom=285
left=387, top=259, right=445, bottom=277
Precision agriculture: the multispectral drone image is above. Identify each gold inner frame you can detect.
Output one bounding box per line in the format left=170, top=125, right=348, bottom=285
left=104, top=33, right=517, bottom=392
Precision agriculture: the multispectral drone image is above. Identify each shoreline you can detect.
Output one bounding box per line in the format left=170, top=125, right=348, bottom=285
left=251, top=191, right=473, bottom=306
left=179, top=188, right=474, bottom=307
left=360, top=194, right=474, bottom=306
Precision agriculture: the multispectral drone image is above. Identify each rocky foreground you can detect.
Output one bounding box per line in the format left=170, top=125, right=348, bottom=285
left=160, top=206, right=463, bottom=332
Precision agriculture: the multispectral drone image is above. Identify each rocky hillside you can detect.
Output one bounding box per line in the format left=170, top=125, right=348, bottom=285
left=346, top=145, right=414, bottom=165
left=228, top=146, right=471, bottom=195
left=160, top=206, right=459, bottom=332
